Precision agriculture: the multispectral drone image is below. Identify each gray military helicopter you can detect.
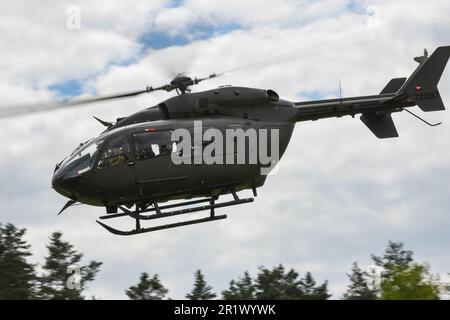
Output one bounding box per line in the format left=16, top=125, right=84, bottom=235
left=2, top=46, right=449, bottom=236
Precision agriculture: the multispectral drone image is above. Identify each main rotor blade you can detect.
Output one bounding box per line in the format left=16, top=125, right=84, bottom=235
left=213, top=18, right=403, bottom=79
left=0, top=87, right=155, bottom=119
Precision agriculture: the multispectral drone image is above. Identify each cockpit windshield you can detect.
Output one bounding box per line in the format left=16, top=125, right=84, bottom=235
left=60, top=138, right=104, bottom=173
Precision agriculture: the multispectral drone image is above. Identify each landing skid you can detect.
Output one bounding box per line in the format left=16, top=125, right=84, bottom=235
left=96, top=191, right=254, bottom=236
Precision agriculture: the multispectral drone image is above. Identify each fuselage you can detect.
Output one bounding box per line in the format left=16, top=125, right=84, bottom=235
left=52, top=86, right=297, bottom=208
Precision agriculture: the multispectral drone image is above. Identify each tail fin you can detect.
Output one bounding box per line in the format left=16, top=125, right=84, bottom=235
left=380, top=77, right=406, bottom=94
left=399, top=46, right=450, bottom=112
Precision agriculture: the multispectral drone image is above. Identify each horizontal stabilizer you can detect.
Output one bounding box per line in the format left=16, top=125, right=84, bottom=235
left=360, top=113, right=399, bottom=139
left=380, top=77, right=406, bottom=94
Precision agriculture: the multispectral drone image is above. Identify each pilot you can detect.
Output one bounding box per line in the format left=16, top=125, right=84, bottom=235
left=136, top=144, right=156, bottom=160
left=110, top=148, right=128, bottom=166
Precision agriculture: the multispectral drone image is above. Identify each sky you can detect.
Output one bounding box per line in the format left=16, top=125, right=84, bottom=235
left=0, top=0, right=450, bottom=299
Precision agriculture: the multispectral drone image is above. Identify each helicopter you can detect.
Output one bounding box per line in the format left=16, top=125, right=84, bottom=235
left=1, top=46, right=449, bottom=236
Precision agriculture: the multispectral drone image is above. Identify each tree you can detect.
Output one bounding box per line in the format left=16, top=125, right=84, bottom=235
left=342, top=262, right=377, bottom=300
left=380, top=263, right=440, bottom=300
left=372, top=241, right=440, bottom=300
left=126, top=273, right=169, bottom=300
left=0, top=223, right=37, bottom=299
left=254, top=264, right=329, bottom=300
left=222, top=271, right=256, bottom=300
left=255, top=265, right=301, bottom=299
left=186, top=270, right=216, bottom=300
left=372, top=241, right=413, bottom=277
left=298, top=272, right=331, bottom=300
left=39, top=232, right=102, bottom=300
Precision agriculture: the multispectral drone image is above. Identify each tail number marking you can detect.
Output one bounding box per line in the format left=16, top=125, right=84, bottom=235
left=414, top=91, right=439, bottom=101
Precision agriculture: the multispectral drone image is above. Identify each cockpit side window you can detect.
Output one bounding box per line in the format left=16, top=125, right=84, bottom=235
left=133, top=131, right=177, bottom=161
left=97, top=134, right=131, bottom=169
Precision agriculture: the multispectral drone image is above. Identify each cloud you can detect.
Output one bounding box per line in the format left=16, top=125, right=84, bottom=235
left=0, top=0, right=169, bottom=89
left=0, top=0, right=450, bottom=299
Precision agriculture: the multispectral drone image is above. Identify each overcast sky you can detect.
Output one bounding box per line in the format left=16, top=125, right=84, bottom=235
left=1, top=0, right=450, bottom=299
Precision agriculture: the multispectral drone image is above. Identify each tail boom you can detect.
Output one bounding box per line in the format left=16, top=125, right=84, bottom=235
left=293, top=46, right=450, bottom=138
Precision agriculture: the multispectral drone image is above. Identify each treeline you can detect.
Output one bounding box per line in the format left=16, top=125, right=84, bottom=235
left=0, top=223, right=448, bottom=300
left=0, top=223, right=101, bottom=299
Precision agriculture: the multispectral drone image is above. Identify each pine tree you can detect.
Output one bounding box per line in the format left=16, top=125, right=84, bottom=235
left=0, top=223, right=37, bottom=299
left=254, top=265, right=329, bottom=300
left=39, top=232, right=102, bottom=300
left=372, top=241, right=413, bottom=277
left=255, top=265, right=300, bottom=299
left=186, top=270, right=216, bottom=300
left=298, top=272, right=331, bottom=300
left=342, top=262, right=378, bottom=300
left=126, top=273, right=169, bottom=300
left=222, top=271, right=256, bottom=300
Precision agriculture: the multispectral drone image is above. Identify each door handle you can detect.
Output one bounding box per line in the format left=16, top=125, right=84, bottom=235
left=127, top=161, right=135, bottom=167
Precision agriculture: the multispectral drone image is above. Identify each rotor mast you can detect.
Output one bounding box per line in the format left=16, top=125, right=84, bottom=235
left=147, top=73, right=218, bottom=95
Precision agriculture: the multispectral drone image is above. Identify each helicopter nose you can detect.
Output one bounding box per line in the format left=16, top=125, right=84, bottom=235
left=51, top=171, right=78, bottom=200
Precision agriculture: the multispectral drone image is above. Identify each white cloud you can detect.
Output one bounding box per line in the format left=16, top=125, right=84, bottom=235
left=0, top=0, right=168, bottom=87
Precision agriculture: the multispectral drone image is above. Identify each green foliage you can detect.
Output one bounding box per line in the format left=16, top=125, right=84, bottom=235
left=126, top=273, right=169, bottom=300
left=39, top=232, right=102, bottom=300
left=342, top=262, right=378, bottom=300
left=254, top=265, right=330, bottom=300
left=0, top=223, right=37, bottom=299
left=380, top=263, right=440, bottom=300
left=222, top=271, right=256, bottom=300
left=186, top=270, right=217, bottom=300
left=372, top=241, right=413, bottom=277
left=298, top=271, right=331, bottom=300
left=370, top=241, right=440, bottom=300
left=254, top=265, right=300, bottom=299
